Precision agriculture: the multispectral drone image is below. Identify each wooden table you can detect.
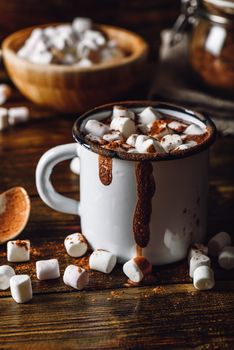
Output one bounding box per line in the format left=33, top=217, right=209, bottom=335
left=0, top=111, right=234, bottom=349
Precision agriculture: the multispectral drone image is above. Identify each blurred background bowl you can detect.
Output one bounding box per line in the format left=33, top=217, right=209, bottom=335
left=2, top=24, right=149, bottom=114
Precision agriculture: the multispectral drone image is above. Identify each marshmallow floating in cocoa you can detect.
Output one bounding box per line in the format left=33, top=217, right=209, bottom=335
left=64, top=233, right=88, bottom=258
left=7, top=240, right=30, bottom=262
left=10, top=275, right=33, bottom=303
left=36, top=259, right=60, bottom=280
left=0, top=187, right=30, bottom=244
left=82, top=105, right=209, bottom=155
left=63, top=265, right=89, bottom=290
left=89, top=249, right=117, bottom=274
left=0, top=265, right=15, bottom=290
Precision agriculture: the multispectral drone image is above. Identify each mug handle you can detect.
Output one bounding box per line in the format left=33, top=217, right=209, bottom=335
left=36, top=143, right=81, bottom=215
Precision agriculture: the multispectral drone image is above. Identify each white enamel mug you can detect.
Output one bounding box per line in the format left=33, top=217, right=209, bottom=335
left=36, top=102, right=216, bottom=265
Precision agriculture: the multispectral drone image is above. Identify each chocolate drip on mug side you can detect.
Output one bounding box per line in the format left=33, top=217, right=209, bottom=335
left=133, top=161, right=155, bottom=249
left=98, top=155, right=113, bottom=186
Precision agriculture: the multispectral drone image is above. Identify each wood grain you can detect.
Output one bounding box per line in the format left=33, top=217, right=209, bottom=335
left=1, top=283, right=234, bottom=350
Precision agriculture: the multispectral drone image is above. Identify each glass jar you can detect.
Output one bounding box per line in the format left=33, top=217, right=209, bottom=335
left=171, top=0, right=234, bottom=93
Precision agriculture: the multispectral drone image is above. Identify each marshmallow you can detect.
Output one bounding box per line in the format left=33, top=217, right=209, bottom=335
left=138, top=107, right=161, bottom=125
left=77, top=58, right=93, bottom=67
left=84, top=30, right=106, bottom=46
left=149, top=120, right=170, bottom=139
left=110, top=116, right=136, bottom=138
left=168, top=121, right=187, bottom=133
left=84, top=119, right=110, bottom=138
left=10, top=275, right=33, bottom=303
left=208, top=232, right=232, bottom=257
left=63, top=265, right=89, bottom=290
left=0, top=107, right=8, bottom=130
left=126, top=134, right=138, bottom=147
left=103, top=132, right=122, bottom=142
left=18, top=28, right=43, bottom=59
left=184, top=124, right=206, bottom=135
left=161, top=134, right=182, bottom=152
left=188, top=243, right=208, bottom=262
left=64, top=233, right=88, bottom=258
left=137, top=138, right=164, bottom=154
left=218, top=246, right=234, bottom=270
left=189, top=254, right=211, bottom=278
left=175, top=140, right=198, bottom=151
left=193, top=265, right=215, bottom=290
left=7, top=240, right=30, bottom=262
left=123, top=256, right=152, bottom=283
left=70, top=157, right=80, bottom=175
left=0, top=84, right=12, bottom=105
left=112, top=106, right=135, bottom=120
left=29, top=51, right=53, bottom=64
left=0, top=265, right=15, bottom=290
left=135, top=134, right=149, bottom=149
left=36, top=259, right=60, bottom=280
left=72, top=17, right=92, bottom=33
left=89, top=250, right=117, bottom=274
left=85, top=133, right=102, bottom=143
left=8, top=107, right=29, bottom=125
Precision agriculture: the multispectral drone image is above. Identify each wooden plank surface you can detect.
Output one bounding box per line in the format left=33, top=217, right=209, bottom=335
left=0, top=113, right=234, bottom=349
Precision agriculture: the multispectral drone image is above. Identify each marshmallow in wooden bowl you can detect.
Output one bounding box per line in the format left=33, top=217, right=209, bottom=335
left=17, top=18, right=125, bottom=67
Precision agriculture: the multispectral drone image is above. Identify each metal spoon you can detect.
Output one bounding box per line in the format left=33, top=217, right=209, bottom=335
left=0, top=187, right=30, bottom=244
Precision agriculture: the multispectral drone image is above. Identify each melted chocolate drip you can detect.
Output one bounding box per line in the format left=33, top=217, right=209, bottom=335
left=98, top=155, right=113, bottom=186
left=133, top=161, right=155, bottom=248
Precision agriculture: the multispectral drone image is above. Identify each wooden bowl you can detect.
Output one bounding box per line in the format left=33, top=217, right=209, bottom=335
left=2, top=24, right=149, bottom=114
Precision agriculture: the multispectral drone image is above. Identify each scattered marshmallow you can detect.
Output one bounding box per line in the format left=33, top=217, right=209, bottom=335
left=184, top=124, right=206, bottom=135
left=112, top=105, right=135, bottom=120
left=218, top=246, right=234, bottom=270
left=36, top=259, right=60, bottom=280
left=110, top=116, right=136, bottom=138
left=208, top=232, right=232, bottom=257
left=123, top=256, right=152, bottom=283
left=138, top=107, right=161, bottom=125
left=189, top=254, right=211, bottom=278
left=0, top=84, right=12, bottom=105
left=0, top=107, right=8, bottom=130
left=10, top=275, right=33, bottom=303
left=64, top=233, right=88, bottom=258
left=63, top=265, right=89, bottom=290
left=89, top=249, right=117, bottom=274
left=70, top=157, right=80, bottom=175
left=188, top=243, right=208, bottom=262
left=193, top=265, right=215, bottom=290
left=8, top=107, right=29, bottom=125
left=0, top=265, right=15, bottom=290
left=7, top=240, right=30, bottom=262
left=84, top=119, right=110, bottom=138
left=161, top=134, right=182, bottom=152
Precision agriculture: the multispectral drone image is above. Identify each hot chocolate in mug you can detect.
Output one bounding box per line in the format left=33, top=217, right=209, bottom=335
left=36, top=102, right=216, bottom=265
